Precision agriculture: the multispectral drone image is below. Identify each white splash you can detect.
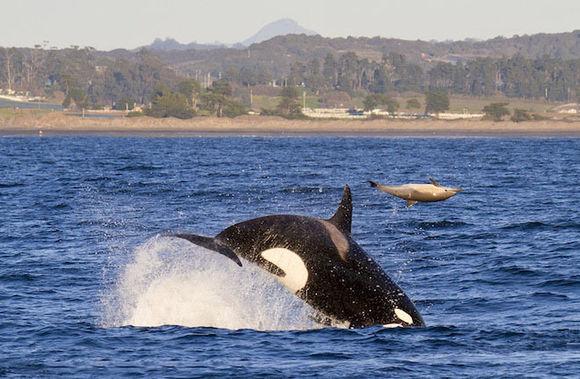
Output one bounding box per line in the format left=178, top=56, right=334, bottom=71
left=101, top=236, right=319, bottom=331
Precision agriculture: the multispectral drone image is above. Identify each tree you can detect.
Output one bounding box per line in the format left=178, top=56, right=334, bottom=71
left=199, top=79, right=245, bottom=117
left=482, top=102, right=510, bottom=121
left=146, top=85, right=194, bottom=119
left=322, top=53, right=337, bottom=88
left=385, top=98, right=399, bottom=115
left=221, top=98, right=246, bottom=117
left=177, top=79, right=201, bottom=108
left=425, top=90, right=450, bottom=114
left=199, top=79, right=230, bottom=117
left=277, top=86, right=302, bottom=117
left=63, top=87, right=88, bottom=109
left=363, top=94, right=380, bottom=111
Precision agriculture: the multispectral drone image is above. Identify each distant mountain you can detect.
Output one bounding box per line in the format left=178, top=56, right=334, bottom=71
left=241, top=18, right=317, bottom=46
left=143, top=18, right=317, bottom=52
left=145, top=38, right=225, bottom=52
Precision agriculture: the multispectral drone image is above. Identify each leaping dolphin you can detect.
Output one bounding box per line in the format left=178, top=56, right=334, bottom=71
left=369, top=178, right=462, bottom=207
left=169, top=186, right=424, bottom=328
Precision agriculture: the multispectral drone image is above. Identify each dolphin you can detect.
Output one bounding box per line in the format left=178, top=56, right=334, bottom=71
left=169, top=185, right=424, bottom=328
left=369, top=178, right=462, bottom=207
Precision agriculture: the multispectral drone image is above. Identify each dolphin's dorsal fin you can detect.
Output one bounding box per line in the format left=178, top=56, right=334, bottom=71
left=328, top=185, right=352, bottom=234
left=429, top=177, right=441, bottom=186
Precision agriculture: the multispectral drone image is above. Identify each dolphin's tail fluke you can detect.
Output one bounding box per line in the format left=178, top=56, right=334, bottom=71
left=166, top=233, right=242, bottom=266
left=368, top=180, right=379, bottom=188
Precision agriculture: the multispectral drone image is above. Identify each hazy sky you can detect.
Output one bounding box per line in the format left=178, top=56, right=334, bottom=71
left=1, top=0, right=578, bottom=50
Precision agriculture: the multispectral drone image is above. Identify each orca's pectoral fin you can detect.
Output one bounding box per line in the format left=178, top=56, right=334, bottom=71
left=168, top=233, right=242, bottom=267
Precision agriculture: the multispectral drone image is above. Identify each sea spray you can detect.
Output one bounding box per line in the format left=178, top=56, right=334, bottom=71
left=102, top=235, right=319, bottom=330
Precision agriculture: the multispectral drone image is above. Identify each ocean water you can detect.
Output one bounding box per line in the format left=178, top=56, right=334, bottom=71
left=1, top=135, right=579, bottom=378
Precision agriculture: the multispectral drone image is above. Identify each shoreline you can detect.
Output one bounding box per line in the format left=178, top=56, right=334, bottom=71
left=1, top=112, right=580, bottom=137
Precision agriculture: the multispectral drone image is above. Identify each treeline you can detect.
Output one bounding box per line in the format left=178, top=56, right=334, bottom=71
left=223, top=52, right=579, bottom=102
left=429, top=55, right=580, bottom=101
left=0, top=46, right=181, bottom=109
left=1, top=45, right=579, bottom=111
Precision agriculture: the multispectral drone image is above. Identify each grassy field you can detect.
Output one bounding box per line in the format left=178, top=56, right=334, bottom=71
left=247, top=93, right=560, bottom=115
left=389, top=93, right=556, bottom=114
left=251, top=95, right=320, bottom=111
left=0, top=108, right=52, bottom=120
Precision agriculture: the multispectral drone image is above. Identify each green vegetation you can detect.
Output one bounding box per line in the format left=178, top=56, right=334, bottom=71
left=199, top=80, right=246, bottom=118
left=113, top=98, right=135, bottom=111
left=276, top=87, right=303, bottom=118
left=386, top=99, right=400, bottom=115
left=1, top=30, right=579, bottom=119
left=146, top=85, right=194, bottom=119
left=511, top=109, right=533, bottom=122
left=363, top=94, right=399, bottom=115
left=362, top=94, right=380, bottom=111
left=482, top=103, right=511, bottom=121
left=406, top=98, right=421, bottom=110
left=425, top=90, right=450, bottom=114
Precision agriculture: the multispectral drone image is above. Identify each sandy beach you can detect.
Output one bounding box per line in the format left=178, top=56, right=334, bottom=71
left=1, top=111, right=580, bottom=136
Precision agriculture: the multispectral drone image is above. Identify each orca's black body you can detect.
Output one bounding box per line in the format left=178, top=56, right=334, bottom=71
left=172, top=186, right=424, bottom=328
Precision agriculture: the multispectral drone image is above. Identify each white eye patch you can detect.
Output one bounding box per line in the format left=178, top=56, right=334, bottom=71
left=261, top=248, right=309, bottom=293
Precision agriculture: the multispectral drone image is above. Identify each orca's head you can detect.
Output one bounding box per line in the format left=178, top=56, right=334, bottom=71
left=340, top=242, right=426, bottom=328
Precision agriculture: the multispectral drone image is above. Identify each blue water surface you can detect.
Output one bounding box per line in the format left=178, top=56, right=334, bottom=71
left=1, top=135, right=579, bottom=378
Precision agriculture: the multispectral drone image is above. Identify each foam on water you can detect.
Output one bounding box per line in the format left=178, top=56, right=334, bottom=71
left=102, top=236, right=319, bottom=331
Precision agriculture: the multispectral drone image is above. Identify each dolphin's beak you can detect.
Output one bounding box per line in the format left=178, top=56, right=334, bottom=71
left=452, top=188, right=463, bottom=193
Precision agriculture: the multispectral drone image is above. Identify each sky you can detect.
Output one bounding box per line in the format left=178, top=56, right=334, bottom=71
left=1, top=0, right=578, bottom=50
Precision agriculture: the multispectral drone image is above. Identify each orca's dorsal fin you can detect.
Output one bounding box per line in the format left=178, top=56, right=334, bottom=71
left=328, top=185, right=352, bottom=234
left=429, top=177, right=441, bottom=187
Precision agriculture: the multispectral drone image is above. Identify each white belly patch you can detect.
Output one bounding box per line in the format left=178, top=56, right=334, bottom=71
left=260, top=248, right=309, bottom=293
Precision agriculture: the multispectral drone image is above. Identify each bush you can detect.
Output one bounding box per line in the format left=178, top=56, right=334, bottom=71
left=425, top=90, right=449, bottom=114
left=221, top=99, right=247, bottom=118
left=511, top=109, right=532, bottom=122
left=406, top=98, right=421, bottom=109
left=260, top=108, right=278, bottom=116
left=277, top=86, right=302, bottom=117
left=363, top=94, right=399, bottom=115
left=482, top=102, right=510, bottom=121
left=146, top=86, right=195, bottom=119
left=113, top=98, right=135, bottom=111
left=532, top=113, right=549, bottom=121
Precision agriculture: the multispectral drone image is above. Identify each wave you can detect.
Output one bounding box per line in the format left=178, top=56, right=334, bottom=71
left=416, top=220, right=469, bottom=229
left=118, top=164, right=162, bottom=172
left=101, top=236, right=319, bottom=331
left=500, top=220, right=580, bottom=232
left=0, top=182, right=24, bottom=188
left=500, top=221, right=550, bottom=231
left=281, top=186, right=329, bottom=194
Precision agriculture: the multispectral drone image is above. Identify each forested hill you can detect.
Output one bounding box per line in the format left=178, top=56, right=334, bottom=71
left=0, top=30, right=579, bottom=110
left=157, top=30, right=580, bottom=74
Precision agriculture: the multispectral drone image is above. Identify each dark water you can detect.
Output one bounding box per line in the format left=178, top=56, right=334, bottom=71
left=1, top=135, right=579, bottom=378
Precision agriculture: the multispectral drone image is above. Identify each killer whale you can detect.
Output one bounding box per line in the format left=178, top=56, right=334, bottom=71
left=170, top=185, right=424, bottom=328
